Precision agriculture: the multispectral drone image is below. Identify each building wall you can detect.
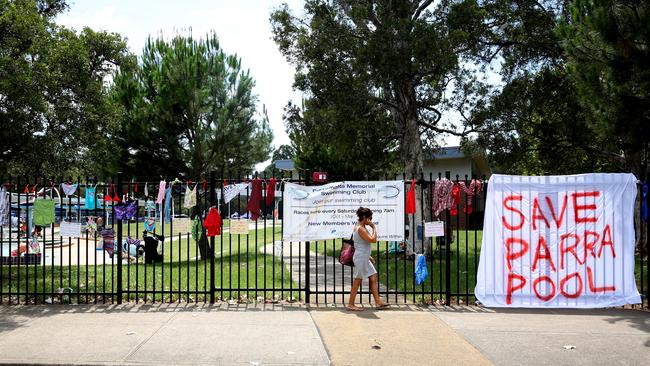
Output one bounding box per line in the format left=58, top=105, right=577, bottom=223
left=422, top=158, right=472, bottom=180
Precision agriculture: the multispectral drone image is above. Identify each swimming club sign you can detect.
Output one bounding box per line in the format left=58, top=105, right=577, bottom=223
left=475, top=173, right=641, bottom=308
left=282, top=181, right=404, bottom=241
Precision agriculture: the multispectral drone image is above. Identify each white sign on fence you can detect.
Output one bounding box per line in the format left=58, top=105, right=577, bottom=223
left=283, top=181, right=404, bottom=241
left=229, top=219, right=249, bottom=235
left=424, top=221, right=445, bottom=237
left=59, top=221, right=81, bottom=238
left=475, top=173, right=641, bottom=308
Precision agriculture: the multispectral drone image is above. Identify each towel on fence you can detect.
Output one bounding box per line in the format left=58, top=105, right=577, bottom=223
left=33, top=199, right=56, bottom=226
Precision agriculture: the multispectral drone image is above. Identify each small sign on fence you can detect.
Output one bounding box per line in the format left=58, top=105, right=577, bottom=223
left=59, top=222, right=81, bottom=238
left=230, top=219, right=249, bottom=235
left=424, top=221, right=444, bottom=237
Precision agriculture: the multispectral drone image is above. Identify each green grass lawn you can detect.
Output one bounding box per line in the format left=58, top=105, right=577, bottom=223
left=0, top=224, right=300, bottom=304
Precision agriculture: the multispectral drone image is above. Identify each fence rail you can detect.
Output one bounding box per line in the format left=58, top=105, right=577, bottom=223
left=0, top=172, right=647, bottom=308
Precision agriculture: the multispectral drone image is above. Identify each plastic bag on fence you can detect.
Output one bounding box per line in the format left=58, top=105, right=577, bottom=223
left=415, top=254, right=428, bottom=285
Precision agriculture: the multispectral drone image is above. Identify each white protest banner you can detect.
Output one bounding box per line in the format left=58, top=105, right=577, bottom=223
left=230, top=219, right=249, bottom=235
left=424, top=221, right=444, bottom=237
left=59, top=221, right=81, bottom=238
left=283, top=181, right=404, bottom=241
left=223, top=183, right=250, bottom=204
left=475, top=173, right=641, bottom=308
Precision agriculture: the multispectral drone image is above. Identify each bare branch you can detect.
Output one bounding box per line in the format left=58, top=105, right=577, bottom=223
left=412, top=0, right=434, bottom=20
left=418, top=104, right=442, bottom=123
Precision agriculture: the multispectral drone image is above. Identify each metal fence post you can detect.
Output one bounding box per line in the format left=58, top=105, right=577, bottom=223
left=116, top=172, right=123, bottom=304
left=444, top=171, right=452, bottom=306
left=210, top=170, right=216, bottom=304
left=646, top=172, right=649, bottom=308
left=304, top=170, right=311, bottom=304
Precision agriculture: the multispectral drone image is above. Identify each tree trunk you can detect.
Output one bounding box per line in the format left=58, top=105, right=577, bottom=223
left=394, top=79, right=429, bottom=256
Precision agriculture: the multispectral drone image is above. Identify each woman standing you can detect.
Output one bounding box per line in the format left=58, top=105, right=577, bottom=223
left=347, top=207, right=390, bottom=311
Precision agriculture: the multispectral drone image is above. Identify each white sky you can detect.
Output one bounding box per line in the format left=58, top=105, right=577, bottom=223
left=57, top=0, right=465, bottom=171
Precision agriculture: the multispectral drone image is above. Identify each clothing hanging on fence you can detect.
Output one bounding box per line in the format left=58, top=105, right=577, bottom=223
left=84, top=186, right=99, bottom=210
left=156, top=180, right=166, bottom=204
left=104, top=184, right=120, bottom=203
left=115, top=200, right=137, bottom=220
left=0, top=187, right=9, bottom=227
left=33, top=198, right=56, bottom=226
left=415, top=254, right=428, bottom=285
left=86, top=216, right=98, bottom=236
left=203, top=207, right=222, bottom=236
left=144, top=199, right=156, bottom=232
left=121, top=236, right=142, bottom=258
left=458, top=179, right=482, bottom=214
left=265, top=178, right=276, bottom=206
left=164, top=186, right=172, bottom=223
left=100, top=228, right=115, bottom=258
left=184, top=184, right=197, bottom=209
left=450, top=184, right=461, bottom=216
left=143, top=235, right=164, bottom=264
left=183, top=183, right=198, bottom=208
left=247, top=178, right=262, bottom=220
left=642, top=181, right=648, bottom=222
left=192, top=215, right=203, bottom=241
left=405, top=179, right=416, bottom=215
left=432, top=178, right=454, bottom=217
left=60, top=183, right=78, bottom=196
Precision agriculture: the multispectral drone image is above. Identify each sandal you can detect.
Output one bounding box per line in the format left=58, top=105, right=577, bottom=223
left=376, top=303, right=390, bottom=310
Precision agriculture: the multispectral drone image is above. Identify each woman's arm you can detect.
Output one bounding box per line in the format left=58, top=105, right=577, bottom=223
left=357, top=223, right=377, bottom=243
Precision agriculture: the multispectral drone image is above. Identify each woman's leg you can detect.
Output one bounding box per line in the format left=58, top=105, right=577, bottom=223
left=369, top=274, right=386, bottom=306
left=347, top=278, right=363, bottom=310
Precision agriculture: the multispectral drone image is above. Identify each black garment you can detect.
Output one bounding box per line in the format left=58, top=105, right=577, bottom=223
left=143, top=236, right=164, bottom=264
left=197, top=232, right=214, bottom=259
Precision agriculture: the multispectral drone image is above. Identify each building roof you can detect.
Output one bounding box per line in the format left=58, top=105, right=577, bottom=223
left=427, top=146, right=465, bottom=160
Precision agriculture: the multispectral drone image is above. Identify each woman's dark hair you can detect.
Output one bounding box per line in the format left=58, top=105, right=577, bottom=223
left=356, top=207, right=373, bottom=221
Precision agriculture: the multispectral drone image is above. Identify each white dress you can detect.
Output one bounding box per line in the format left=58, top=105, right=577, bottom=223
left=352, top=225, right=377, bottom=279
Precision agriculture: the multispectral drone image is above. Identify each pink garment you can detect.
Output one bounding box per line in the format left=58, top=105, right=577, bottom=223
left=156, top=181, right=166, bottom=204
left=432, top=178, right=454, bottom=217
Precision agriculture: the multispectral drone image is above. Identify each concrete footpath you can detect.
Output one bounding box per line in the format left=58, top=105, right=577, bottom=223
left=0, top=303, right=648, bottom=366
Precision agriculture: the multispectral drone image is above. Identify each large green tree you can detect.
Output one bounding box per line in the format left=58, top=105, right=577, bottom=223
left=560, top=0, right=649, bottom=177
left=0, top=0, right=132, bottom=176
left=271, top=0, right=480, bottom=179
left=112, top=33, right=273, bottom=178
left=458, top=0, right=647, bottom=176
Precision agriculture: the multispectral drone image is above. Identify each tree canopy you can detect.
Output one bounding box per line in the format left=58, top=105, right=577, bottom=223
left=271, top=0, right=482, bottom=178
left=111, top=32, right=273, bottom=178
left=0, top=0, right=132, bottom=176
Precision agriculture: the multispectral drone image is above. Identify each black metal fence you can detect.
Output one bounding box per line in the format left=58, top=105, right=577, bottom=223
left=0, top=172, right=648, bottom=308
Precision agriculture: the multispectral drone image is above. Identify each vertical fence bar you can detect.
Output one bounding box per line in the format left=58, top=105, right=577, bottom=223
left=116, top=173, right=123, bottom=304
left=445, top=171, right=452, bottom=306
left=209, top=171, right=216, bottom=304
left=304, top=170, right=311, bottom=304
left=646, top=172, right=649, bottom=308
